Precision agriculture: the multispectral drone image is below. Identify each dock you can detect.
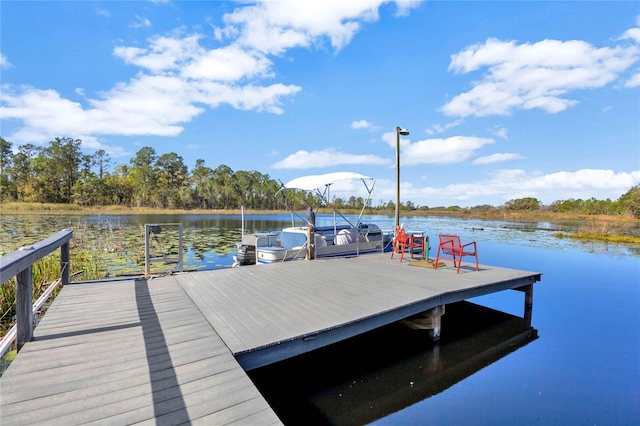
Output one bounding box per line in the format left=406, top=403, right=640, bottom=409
left=0, top=254, right=541, bottom=425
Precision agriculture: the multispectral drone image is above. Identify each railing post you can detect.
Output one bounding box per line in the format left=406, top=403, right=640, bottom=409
left=61, top=238, right=70, bottom=286
left=144, top=224, right=151, bottom=277
left=16, top=264, right=33, bottom=350
left=307, top=226, right=315, bottom=260
left=178, top=223, right=184, bottom=272
left=1, top=229, right=74, bottom=354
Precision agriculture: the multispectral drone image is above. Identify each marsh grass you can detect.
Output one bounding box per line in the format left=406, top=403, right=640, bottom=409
left=553, top=218, right=640, bottom=244
left=1, top=226, right=109, bottom=340
left=1, top=202, right=85, bottom=212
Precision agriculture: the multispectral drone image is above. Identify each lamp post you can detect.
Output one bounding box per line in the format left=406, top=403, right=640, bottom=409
left=395, top=126, right=410, bottom=235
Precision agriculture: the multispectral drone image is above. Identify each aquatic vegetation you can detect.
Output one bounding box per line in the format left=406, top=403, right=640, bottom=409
left=553, top=218, right=640, bottom=244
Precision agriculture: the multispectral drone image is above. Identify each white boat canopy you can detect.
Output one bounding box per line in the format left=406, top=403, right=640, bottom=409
left=278, top=172, right=376, bottom=229
left=283, top=172, right=373, bottom=191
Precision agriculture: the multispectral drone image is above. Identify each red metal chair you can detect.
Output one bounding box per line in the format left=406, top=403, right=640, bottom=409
left=391, top=226, right=425, bottom=262
left=434, top=234, right=478, bottom=273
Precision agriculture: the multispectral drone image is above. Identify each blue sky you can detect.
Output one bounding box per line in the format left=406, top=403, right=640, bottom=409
left=1, top=0, right=639, bottom=208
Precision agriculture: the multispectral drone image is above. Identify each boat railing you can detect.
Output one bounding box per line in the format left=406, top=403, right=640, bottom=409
left=255, top=233, right=308, bottom=262
left=0, top=229, right=73, bottom=355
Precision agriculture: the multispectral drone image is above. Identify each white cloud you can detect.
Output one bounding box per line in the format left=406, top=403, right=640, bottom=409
left=0, top=53, right=11, bottom=68
left=216, top=0, right=419, bottom=55
left=96, top=7, right=110, bottom=18
left=400, top=136, right=495, bottom=165
left=130, top=15, right=152, bottom=29
left=472, top=153, right=524, bottom=165
left=619, top=27, right=640, bottom=44
left=1, top=75, right=303, bottom=147
left=191, top=81, right=302, bottom=114
left=480, top=168, right=640, bottom=203
left=425, top=119, right=463, bottom=135
left=442, top=37, right=640, bottom=117
left=114, top=34, right=203, bottom=73
left=526, top=169, right=640, bottom=193
left=395, top=0, right=422, bottom=17
left=380, top=131, right=495, bottom=165
left=489, top=126, right=508, bottom=139
left=271, top=148, right=391, bottom=169
left=351, top=119, right=376, bottom=130
left=115, top=34, right=275, bottom=82
left=624, top=73, right=640, bottom=88
left=376, top=169, right=640, bottom=207
left=182, top=46, right=273, bottom=81
left=0, top=81, right=195, bottom=144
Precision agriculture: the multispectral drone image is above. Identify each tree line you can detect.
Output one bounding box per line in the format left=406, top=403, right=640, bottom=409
left=1, top=136, right=639, bottom=217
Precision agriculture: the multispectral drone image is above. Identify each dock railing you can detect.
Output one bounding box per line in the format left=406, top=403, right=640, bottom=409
left=144, top=223, right=183, bottom=276
left=0, top=229, right=73, bottom=354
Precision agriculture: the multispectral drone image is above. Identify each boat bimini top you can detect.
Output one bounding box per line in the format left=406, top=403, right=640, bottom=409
left=282, top=172, right=373, bottom=192
left=276, top=172, right=376, bottom=229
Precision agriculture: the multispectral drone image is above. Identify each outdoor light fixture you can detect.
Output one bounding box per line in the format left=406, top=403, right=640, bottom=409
left=395, top=126, right=410, bottom=235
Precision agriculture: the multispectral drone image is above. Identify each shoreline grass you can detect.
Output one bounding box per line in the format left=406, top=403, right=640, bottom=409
left=2, top=201, right=638, bottom=219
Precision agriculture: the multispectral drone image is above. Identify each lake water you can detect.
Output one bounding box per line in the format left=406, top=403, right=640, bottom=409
left=1, top=213, right=639, bottom=424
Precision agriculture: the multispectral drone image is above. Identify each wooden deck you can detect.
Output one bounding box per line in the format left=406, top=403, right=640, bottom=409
left=0, top=276, right=281, bottom=425
left=0, top=254, right=541, bottom=425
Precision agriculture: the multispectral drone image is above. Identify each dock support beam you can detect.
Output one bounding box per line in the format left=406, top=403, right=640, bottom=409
left=401, top=304, right=446, bottom=340
left=515, top=284, right=534, bottom=325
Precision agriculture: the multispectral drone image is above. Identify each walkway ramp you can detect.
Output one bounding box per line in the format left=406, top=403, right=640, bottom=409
left=0, top=276, right=281, bottom=425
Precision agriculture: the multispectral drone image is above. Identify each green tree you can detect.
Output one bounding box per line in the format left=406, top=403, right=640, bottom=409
left=233, top=170, right=259, bottom=209
left=107, top=164, right=134, bottom=205
left=0, top=137, right=15, bottom=201
left=38, top=137, right=82, bottom=203
left=9, top=144, right=38, bottom=201
left=583, top=197, right=614, bottom=215
left=505, top=197, right=540, bottom=211
left=619, top=185, right=640, bottom=218
left=94, top=149, right=112, bottom=179
left=0, top=137, right=12, bottom=176
left=155, top=152, right=188, bottom=208
left=130, top=147, right=157, bottom=207
left=260, top=175, right=283, bottom=209
left=190, top=159, right=214, bottom=209
left=212, top=164, right=235, bottom=209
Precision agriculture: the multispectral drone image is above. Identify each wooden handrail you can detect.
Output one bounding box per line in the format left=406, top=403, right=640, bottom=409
left=0, top=229, right=73, bottom=350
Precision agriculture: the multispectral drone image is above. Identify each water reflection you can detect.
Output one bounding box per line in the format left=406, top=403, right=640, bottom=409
left=249, top=302, right=538, bottom=425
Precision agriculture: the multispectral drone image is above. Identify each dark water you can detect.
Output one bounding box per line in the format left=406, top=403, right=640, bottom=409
left=1, top=213, right=639, bottom=424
